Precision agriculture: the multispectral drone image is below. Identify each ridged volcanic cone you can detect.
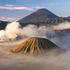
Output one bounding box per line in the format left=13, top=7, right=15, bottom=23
left=10, top=37, right=60, bottom=55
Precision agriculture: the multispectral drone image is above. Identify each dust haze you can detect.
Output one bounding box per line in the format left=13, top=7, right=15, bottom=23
left=0, top=21, right=70, bottom=70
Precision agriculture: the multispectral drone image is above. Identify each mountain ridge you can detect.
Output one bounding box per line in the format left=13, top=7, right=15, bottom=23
left=18, top=8, right=60, bottom=26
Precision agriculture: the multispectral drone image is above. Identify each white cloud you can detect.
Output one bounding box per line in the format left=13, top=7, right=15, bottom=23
left=0, top=5, right=34, bottom=11
left=5, top=4, right=15, bottom=7
left=0, top=4, right=45, bottom=11
left=34, top=6, right=46, bottom=9
left=0, top=16, right=19, bottom=21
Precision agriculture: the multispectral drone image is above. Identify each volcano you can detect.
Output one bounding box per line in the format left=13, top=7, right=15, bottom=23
left=10, top=37, right=60, bottom=55
left=18, top=8, right=59, bottom=26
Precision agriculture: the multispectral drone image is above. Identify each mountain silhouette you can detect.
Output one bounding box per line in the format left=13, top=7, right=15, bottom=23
left=18, top=8, right=59, bottom=26
left=0, top=20, right=9, bottom=30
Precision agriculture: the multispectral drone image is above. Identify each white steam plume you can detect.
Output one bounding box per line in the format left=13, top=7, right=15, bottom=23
left=0, top=22, right=70, bottom=70
left=0, top=30, right=6, bottom=41
left=5, top=21, right=21, bottom=40
left=0, top=21, right=21, bottom=41
left=52, top=22, right=70, bottom=30
left=0, top=21, right=70, bottom=49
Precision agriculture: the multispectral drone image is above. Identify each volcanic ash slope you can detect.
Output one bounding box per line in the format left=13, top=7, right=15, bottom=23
left=10, top=37, right=61, bottom=55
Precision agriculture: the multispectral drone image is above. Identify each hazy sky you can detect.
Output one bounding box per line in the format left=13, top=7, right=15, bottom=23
left=0, top=0, right=70, bottom=21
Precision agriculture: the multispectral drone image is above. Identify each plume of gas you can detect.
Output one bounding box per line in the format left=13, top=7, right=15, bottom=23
left=52, top=22, right=70, bottom=30
left=0, top=21, right=70, bottom=50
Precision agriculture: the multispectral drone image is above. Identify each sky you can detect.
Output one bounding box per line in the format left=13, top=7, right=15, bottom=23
left=0, top=0, right=70, bottom=21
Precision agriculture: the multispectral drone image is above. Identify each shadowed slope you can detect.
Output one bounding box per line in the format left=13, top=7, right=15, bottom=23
left=0, top=20, right=9, bottom=30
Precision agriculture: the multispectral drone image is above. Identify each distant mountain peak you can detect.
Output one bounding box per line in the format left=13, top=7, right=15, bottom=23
left=18, top=8, right=59, bottom=26
left=35, top=8, right=50, bottom=13
left=35, top=8, right=53, bottom=14
left=32, top=8, right=58, bottom=18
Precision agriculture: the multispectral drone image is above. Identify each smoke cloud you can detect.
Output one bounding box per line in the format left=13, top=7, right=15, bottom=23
left=0, top=21, right=56, bottom=40
left=0, top=21, right=70, bottom=49
left=0, top=22, right=70, bottom=70
left=52, top=22, right=70, bottom=30
left=5, top=21, right=21, bottom=40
